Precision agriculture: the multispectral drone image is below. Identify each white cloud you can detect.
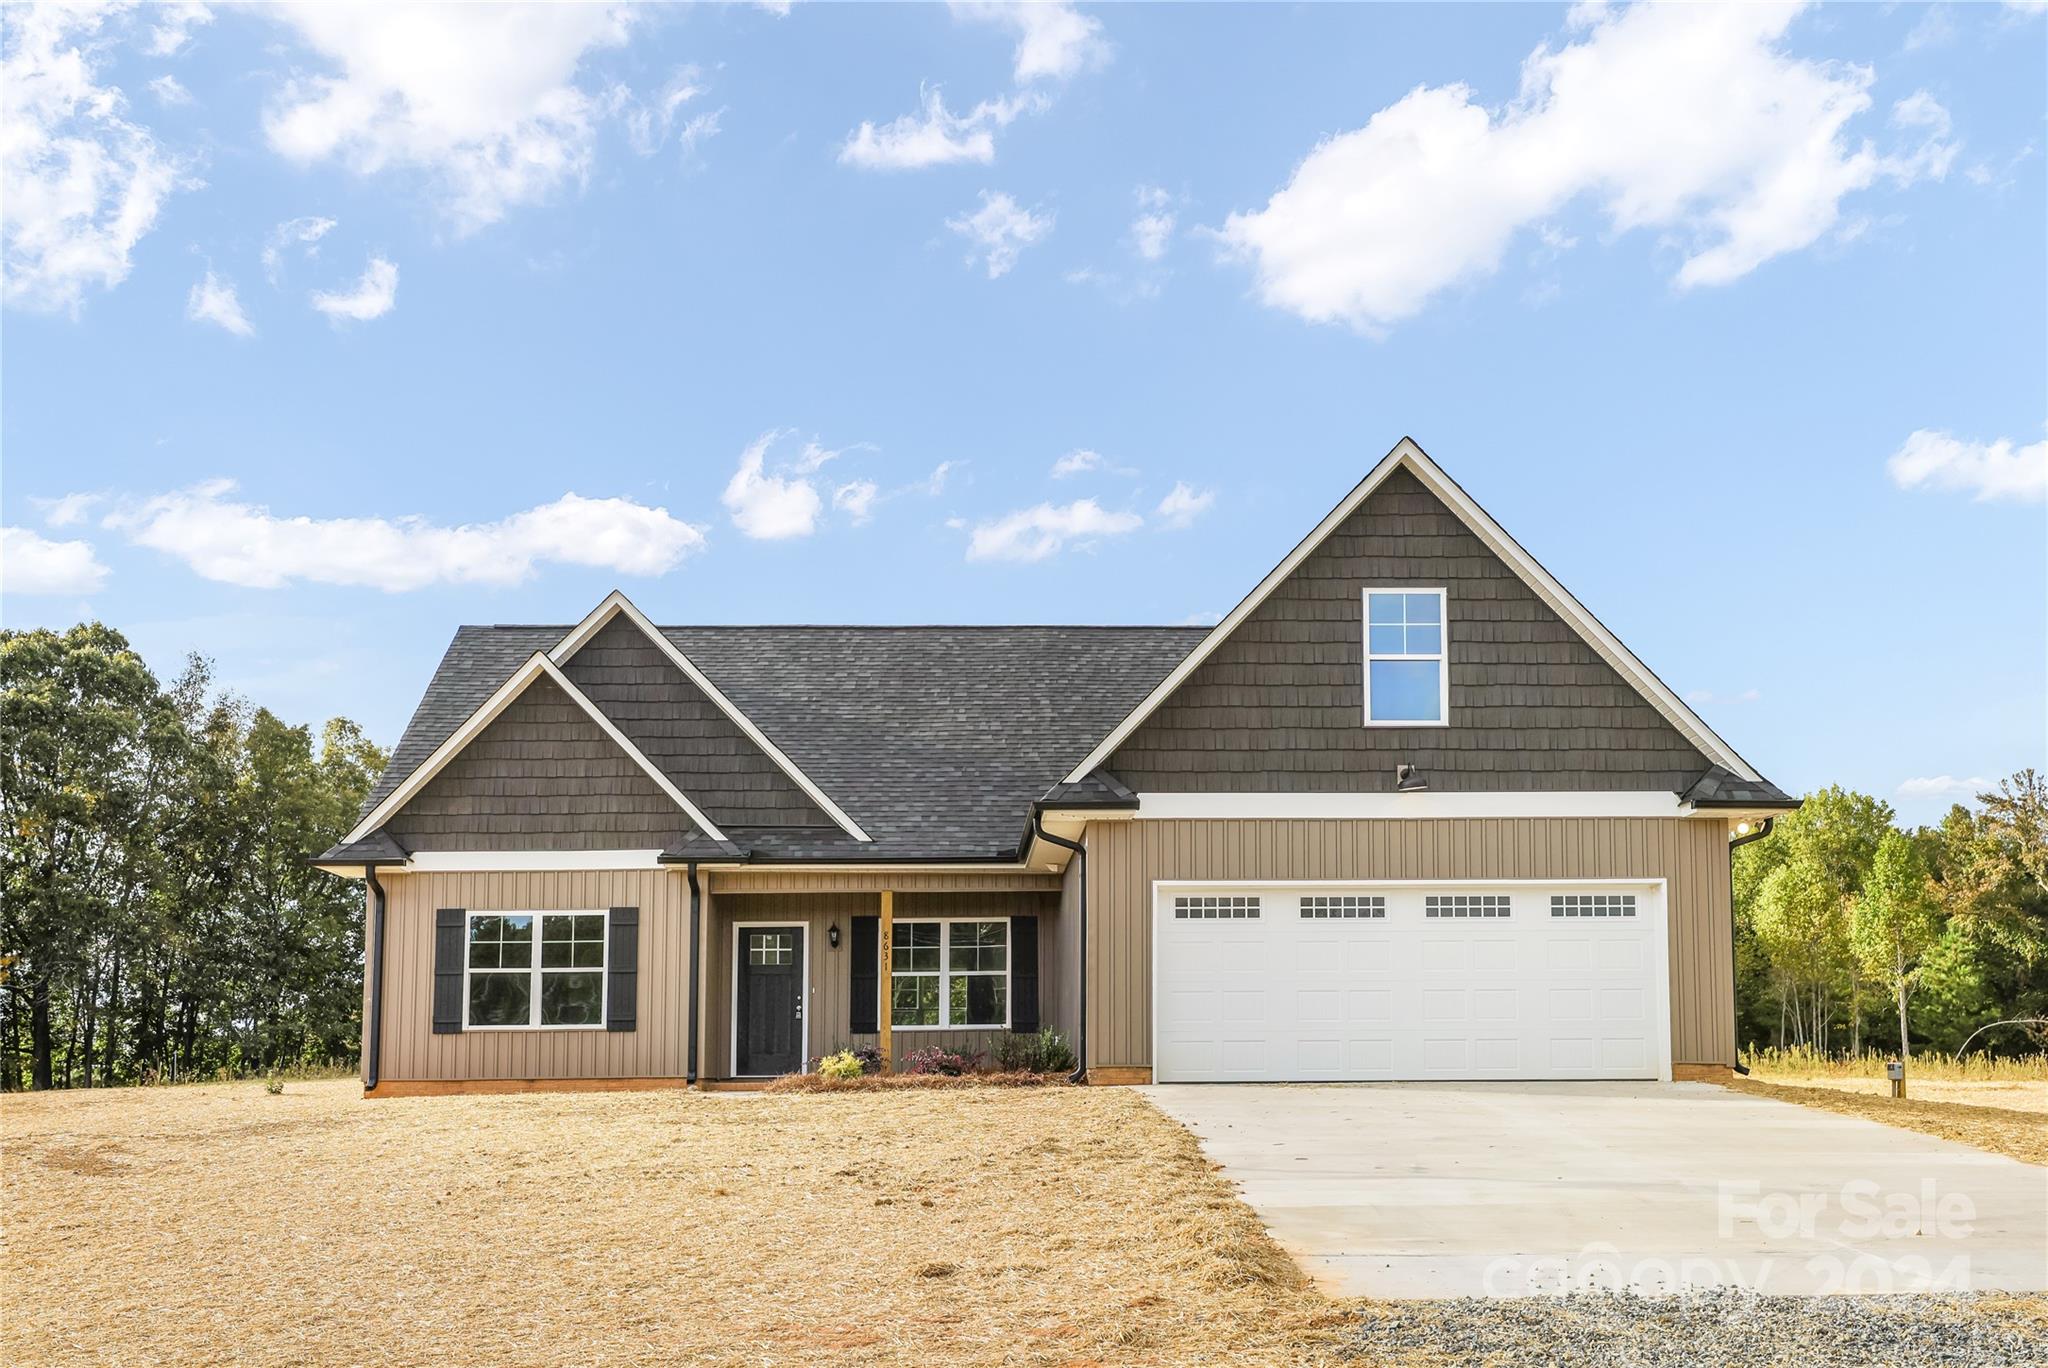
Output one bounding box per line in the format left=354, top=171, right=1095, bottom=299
left=147, top=3, right=213, bottom=58
left=262, top=215, right=338, bottom=281
left=1220, top=4, right=1957, bottom=333
left=722, top=431, right=827, bottom=539
left=947, top=190, right=1053, bottom=278
left=2, top=3, right=193, bottom=314
left=1177, top=610, right=1222, bottom=628
left=186, top=270, right=252, bottom=336
left=263, top=4, right=633, bottom=233
left=1902, top=6, right=1956, bottom=52
left=1052, top=449, right=1102, bottom=478
left=1886, top=429, right=2047, bottom=503
left=1155, top=481, right=1214, bottom=529
left=966, top=498, right=1141, bottom=562
left=614, top=66, right=706, bottom=156
left=1130, top=184, right=1175, bottom=261
left=148, top=74, right=193, bottom=107
left=919, top=461, right=960, bottom=495
left=309, top=256, right=399, bottom=321
left=953, top=1, right=1111, bottom=84
left=1897, top=775, right=1993, bottom=801
left=833, top=480, right=879, bottom=524
left=1685, top=687, right=1762, bottom=706
left=33, top=492, right=101, bottom=528
left=1, top=526, right=110, bottom=595
left=838, top=87, right=1039, bottom=171
left=99, top=480, right=704, bottom=591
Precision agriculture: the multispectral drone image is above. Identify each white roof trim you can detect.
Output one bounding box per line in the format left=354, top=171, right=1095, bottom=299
left=550, top=591, right=874, bottom=842
left=1064, top=437, right=1762, bottom=784
left=342, top=652, right=727, bottom=845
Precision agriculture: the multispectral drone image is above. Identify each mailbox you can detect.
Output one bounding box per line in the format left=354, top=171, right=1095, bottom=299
left=1886, top=1060, right=1904, bottom=1081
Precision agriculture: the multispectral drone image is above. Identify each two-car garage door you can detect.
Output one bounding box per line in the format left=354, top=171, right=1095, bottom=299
left=1153, top=882, right=1670, bottom=1083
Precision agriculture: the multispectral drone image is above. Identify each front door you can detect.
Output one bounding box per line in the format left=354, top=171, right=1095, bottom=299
left=736, top=925, right=805, bottom=1076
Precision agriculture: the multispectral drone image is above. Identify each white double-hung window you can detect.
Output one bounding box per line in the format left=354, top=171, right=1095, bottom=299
left=890, top=919, right=1009, bottom=1028
left=465, top=912, right=607, bottom=1028
left=1364, top=588, right=1447, bottom=725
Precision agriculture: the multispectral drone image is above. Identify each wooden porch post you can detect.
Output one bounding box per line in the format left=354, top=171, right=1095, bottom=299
left=877, top=889, right=893, bottom=1074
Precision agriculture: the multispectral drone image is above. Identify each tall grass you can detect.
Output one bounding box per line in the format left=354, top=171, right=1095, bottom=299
left=1743, top=1045, right=2048, bottom=1081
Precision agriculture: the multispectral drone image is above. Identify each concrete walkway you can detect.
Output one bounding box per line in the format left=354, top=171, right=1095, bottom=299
left=1141, top=1081, right=2048, bottom=1299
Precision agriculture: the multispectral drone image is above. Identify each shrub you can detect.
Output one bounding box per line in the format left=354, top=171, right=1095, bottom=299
left=816, top=1050, right=865, bottom=1081
left=902, top=1046, right=978, bottom=1076
left=263, top=1076, right=284, bottom=1096
left=991, top=1027, right=1076, bottom=1074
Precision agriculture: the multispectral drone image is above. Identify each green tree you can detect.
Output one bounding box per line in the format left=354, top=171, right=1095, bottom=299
left=1750, top=852, right=1853, bottom=1048
left=1851, top=830, right=1940, bottom=1065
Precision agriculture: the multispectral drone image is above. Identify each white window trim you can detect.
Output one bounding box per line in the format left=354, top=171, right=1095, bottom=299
left=729, top=921, right=811, bottom=1077
left=1362, top=586, right=1449, bottom=728
left=462, top=910, right=609, bottom=1031
left=889, top=917, right=1012, bottom=1032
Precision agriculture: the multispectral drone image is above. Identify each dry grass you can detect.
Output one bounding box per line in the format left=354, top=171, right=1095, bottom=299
left=764, top=1071, right=1067, bottom=1093
left=1726, top=1078, right=2048, bottom=1167
left=1, top=1080, right=1342, bottom=1367
left=1742, top=1045, right=2048, bottom=1081
left=1743, top=1073, right=2048, bottom=1115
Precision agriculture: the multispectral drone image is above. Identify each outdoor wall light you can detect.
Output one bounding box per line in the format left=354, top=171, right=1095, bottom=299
left=1395, top=764, right=1428, bottom=793
left=828, top=922, right=841, bottom=950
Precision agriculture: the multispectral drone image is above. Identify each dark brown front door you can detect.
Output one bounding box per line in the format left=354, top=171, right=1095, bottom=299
left=736, top=926, right=804, bottom=1076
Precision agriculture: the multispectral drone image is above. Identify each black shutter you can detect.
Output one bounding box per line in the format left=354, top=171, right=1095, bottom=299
left=606, top=906, right=638, bottom=1032
left=432, top=909, right=464, bottom=1034
left=849, top=915, right=879, bottom=1033
left=1009, top=915, right=1039, bottom=1033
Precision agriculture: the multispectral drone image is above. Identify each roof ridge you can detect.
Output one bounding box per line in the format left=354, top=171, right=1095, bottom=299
left=480, top=622, right=1213, bottom=631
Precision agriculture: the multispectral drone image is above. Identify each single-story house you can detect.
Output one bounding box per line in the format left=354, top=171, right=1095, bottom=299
left=318, top=438, right=1797, bottom=1093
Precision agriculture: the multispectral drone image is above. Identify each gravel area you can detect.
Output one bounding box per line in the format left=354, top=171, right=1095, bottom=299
left=1349, top=1290, right=2048, bottom=1367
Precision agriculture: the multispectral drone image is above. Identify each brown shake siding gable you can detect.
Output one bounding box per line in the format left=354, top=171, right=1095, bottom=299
left=1109, top=468, right=1712, bottom=792
left=383, top=675, right=690, bottom=851
left=558, top=616, right=832, bottom=830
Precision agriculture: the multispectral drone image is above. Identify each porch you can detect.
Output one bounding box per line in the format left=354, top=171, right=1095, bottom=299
left=698, top=871, right=1067, bottom=1081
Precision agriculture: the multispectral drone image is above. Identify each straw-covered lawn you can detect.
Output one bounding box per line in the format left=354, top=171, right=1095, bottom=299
left=1726, top=1077, right=2048, bottom=1167
left=2, top=1080, right=1344, bottom=1367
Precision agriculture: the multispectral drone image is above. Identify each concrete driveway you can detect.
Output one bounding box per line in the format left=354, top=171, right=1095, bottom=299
left=1142, top=1081, right=2048, bottom=1299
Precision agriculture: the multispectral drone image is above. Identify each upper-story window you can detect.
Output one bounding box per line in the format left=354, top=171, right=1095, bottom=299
left=1363, top=589, right=1447, bottom=726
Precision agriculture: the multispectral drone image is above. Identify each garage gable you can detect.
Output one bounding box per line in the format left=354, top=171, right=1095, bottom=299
left=1073, top=439, right=1751, bottom=794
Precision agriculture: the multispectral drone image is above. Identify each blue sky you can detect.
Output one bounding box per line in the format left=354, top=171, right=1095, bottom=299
left=3, top=1, right=2043, bottom=824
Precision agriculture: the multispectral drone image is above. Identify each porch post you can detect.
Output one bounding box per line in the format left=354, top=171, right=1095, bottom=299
left=877, top=889, right=893, bottom=1074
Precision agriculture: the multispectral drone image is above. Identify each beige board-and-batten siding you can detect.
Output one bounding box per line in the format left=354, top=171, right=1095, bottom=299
left=367, top=869, right=693, bottom=1083
left=1081, top=816, right=1737, bottom=1071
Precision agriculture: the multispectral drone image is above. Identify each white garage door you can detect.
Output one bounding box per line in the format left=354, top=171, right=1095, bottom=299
left=1153, top=882, right=1670, bottom=1083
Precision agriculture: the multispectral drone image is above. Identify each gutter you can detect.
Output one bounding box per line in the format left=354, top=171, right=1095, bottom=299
left=686, top=862, right=702, bottom=1086
left=365, top=864, right=388, bottom=1092
left=1030, top=816, right=1089, bottom=1085
left=1724, top=815, right=1777, bottom=1077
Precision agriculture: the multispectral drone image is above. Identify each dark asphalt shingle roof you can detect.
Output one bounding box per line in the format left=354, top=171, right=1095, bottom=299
left=358, top=625, right=1207, bottom=860
left=1682, top=764, right=1800, bottom=809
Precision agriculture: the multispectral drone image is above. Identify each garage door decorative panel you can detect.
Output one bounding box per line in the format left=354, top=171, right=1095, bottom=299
left=1155, top=881, right=1667, bottom=1082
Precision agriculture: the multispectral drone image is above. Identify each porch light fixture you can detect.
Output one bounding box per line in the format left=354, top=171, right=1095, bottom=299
left=1395, top=764, right=1428, bottom=793
left=827, top=922, right=841, bottom=950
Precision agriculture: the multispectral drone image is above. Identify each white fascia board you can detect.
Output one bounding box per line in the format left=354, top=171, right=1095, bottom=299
left=1133, top=791, right=1700, bottom=820
left=341, top=650, right=727, bottom=846
left=400, top=850, right=669, bottom=872
left=1064, top=437, right=1762, bottom=784
left=550, top=591, right=874, bottom=842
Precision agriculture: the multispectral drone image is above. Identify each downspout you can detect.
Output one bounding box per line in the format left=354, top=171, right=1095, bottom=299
left=686, top=862, right=702, bottom=1085
left=1031, top=817, right=1088, bottom=1085
left=1725, top=816, right=1776, bottom=1077
left=364, top=865, right=388, bottom=1092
